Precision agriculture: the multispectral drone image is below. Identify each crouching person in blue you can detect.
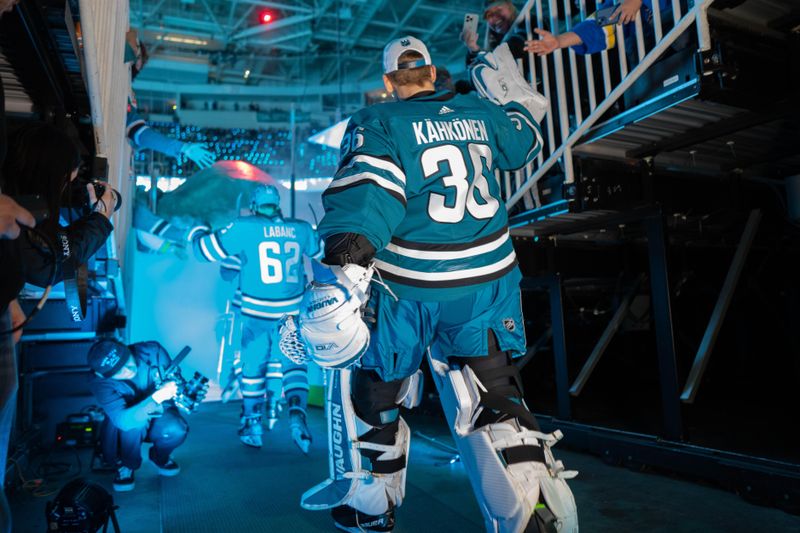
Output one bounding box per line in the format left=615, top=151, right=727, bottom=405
left=87, top=339, right=189, bottom=492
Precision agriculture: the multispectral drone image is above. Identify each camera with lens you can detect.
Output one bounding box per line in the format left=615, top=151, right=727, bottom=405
left=61, top=156, right=122, bottom=215
left=173, top=371, right=210, bottom=414
left=152, top=346, right=210, bottom=415
left=64, top=178, right=123, bottom=215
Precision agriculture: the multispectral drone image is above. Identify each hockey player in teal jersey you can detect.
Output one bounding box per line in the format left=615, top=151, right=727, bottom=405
left=193, top=184, right=320, bottom=452
left=284, top=37, right=578, bottom=532
left=217, top=255, right=302, bottom=432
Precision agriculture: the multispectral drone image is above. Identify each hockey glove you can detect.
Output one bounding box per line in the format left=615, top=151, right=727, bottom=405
left=279, top=260, right=373, bottom=369
left=470, top=43, right=549, bottom=123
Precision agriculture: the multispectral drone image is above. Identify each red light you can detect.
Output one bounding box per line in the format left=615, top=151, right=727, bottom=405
left=259, top=11, right=273, bottom=24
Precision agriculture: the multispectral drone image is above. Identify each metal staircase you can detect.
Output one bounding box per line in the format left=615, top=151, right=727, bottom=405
left=502, top=0, right=714, bottom=216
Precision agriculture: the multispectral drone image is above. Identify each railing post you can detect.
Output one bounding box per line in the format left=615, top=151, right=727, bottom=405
left=579, top=0, right=598, bottom=112
left=563, top=0, right=583, bottom=126
left=652, top=0, right=664, bottom=41
left=696, top=1, right=712, bottom=52
left=537, top=0, right=557, bottom=155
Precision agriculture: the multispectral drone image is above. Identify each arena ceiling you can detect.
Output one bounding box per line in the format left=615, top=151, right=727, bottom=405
left=130, top=0, right=482, bottom=89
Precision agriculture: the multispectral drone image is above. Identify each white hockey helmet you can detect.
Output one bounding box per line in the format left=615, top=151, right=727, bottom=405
left=250, top=184, right=281, bottom=216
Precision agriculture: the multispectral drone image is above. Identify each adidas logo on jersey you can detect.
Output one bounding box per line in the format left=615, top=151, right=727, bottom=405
left=438, top=105, right=454, bottom=115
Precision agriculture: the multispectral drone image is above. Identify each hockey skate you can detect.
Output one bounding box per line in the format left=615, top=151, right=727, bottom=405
left=239, top=415, right=263, bottom=448
left=239, top=404, right=264, bottom=448
left=331, top=504, right=395, bottom=533
left=265, top=391, right=282, bottom=431
left=288, top=401, right=312, bottom=454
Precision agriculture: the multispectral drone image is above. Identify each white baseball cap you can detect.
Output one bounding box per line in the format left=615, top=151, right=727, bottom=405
left=382, top=36, right=432, bottom=74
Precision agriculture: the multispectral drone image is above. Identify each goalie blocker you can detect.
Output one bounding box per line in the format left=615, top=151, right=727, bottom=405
left=280, top=260, right=374, bottom=370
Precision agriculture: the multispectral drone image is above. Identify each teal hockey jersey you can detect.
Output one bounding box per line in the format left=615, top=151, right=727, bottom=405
left=195, top=216, right=321, bottom=318
left=318, top=90, right=542, bottom=301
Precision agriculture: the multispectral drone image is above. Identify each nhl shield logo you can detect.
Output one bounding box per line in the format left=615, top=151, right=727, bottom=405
left=400, top=38, right=410, bottom=46
left=503, top=318, right=516, bottom=332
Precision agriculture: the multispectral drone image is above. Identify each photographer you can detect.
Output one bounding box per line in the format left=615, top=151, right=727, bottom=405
left=2, top=122, right=117, bottom=287
left=87, top=339, right=189, bottom=492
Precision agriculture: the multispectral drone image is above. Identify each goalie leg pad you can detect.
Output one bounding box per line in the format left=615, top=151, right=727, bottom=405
left=301, top=368, right=410, bottom=518
left=428, top=334, right=578, bottom=533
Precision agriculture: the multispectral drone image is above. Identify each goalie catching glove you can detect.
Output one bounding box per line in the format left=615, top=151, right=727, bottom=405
left=279, top=260, right=374, bottom=369
left=470, top=42, right=549, bottom=123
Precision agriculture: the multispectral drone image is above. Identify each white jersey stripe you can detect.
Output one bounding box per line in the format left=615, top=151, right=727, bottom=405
left=198, top=238, right=218, bottom=262
left=385, top=231, right=509, bottom=261
left=241, top=294, right=303, bottom=307
left=329, top=172, right=406, bottom=200
left=208, top=233, right=227, bottom=259
left=374, top=250, right=517, bottom=282
left=345, top=155, right=406, bottom=184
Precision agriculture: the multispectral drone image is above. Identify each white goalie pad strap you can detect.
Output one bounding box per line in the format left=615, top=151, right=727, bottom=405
left=395, top=369, right=424, bottom=409
left=301, top=369, right=411, bottom=517
left=349, top=417, right=410, bottom=516
left=470, top=42, right=549, bottom=124
left=426, top=349, right=579, bottom=533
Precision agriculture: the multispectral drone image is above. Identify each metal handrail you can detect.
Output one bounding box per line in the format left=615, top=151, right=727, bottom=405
left=503, top=0, right=715, bottom=211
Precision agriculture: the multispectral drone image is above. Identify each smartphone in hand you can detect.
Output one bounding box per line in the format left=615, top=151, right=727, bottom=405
left=594, top=6, right=620, bottom=26
left=463, top=12, right=479, bottom=35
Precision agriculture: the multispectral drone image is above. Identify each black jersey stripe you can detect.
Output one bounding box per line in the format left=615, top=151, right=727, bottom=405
left=152, top=220, right=169, bottom=236
left=377, top=258, right=517, bottom=289
left=323, top=179, right=407, bottom=207
left=388, top=226, right=508, bottom=252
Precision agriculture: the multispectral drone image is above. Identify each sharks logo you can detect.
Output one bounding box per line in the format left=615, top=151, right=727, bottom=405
left=101, top=348, right=121, bottom=369
left=499, top=77, right=509, bottom=97
left=400, top=38, right=410, bottom=46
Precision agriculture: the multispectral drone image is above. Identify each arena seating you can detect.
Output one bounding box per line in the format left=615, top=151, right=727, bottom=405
left=133, top=122, right=340, bottom=179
